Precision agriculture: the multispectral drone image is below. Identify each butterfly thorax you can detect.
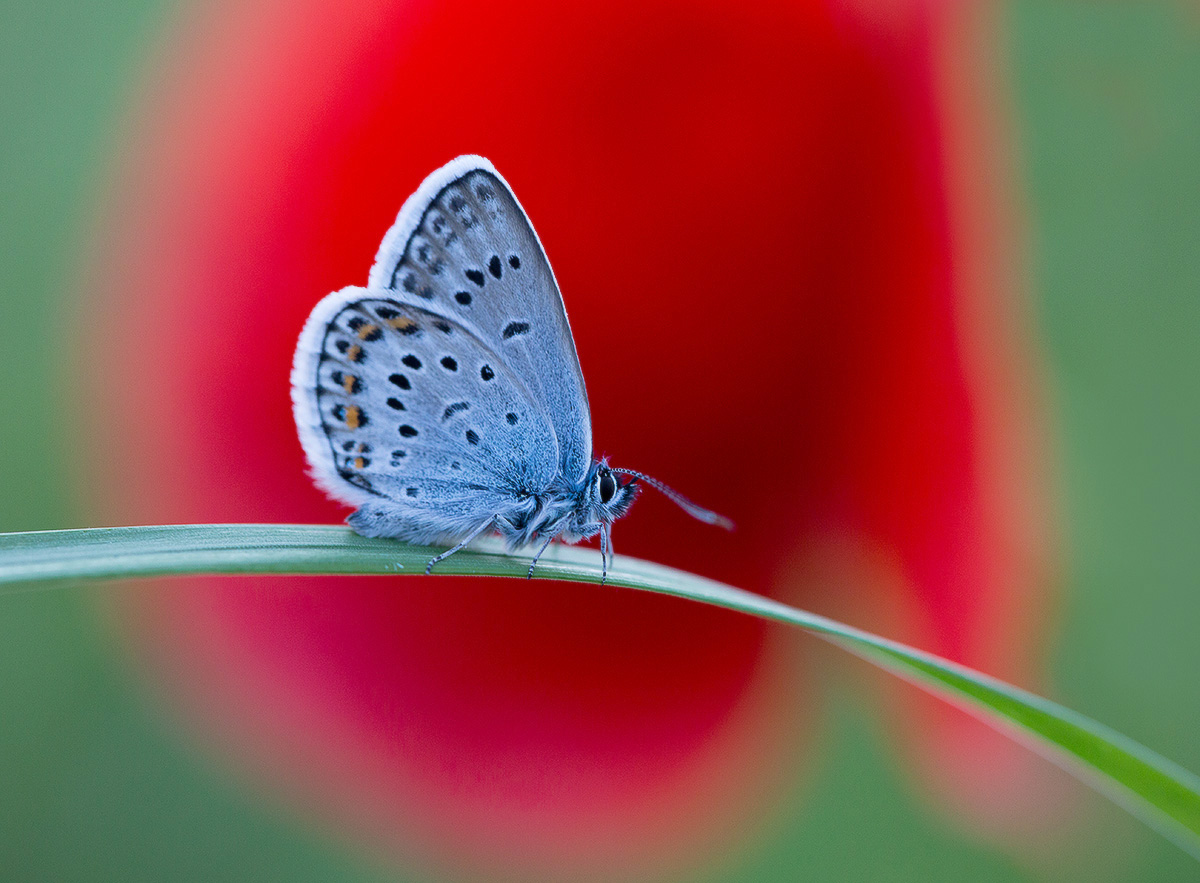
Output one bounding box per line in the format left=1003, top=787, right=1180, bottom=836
left=493, top=459, right=637, bottom=548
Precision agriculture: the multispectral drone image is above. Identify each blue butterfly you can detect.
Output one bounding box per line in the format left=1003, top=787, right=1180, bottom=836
left=292, top=156, right=731, bottom=580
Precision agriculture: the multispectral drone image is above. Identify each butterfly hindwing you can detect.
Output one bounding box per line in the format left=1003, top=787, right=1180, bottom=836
left=368, top=156, right=593, bottom=484
left=292, top=288, right=560, bottom=542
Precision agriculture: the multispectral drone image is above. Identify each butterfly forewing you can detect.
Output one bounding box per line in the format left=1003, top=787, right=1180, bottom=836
left=368, top=157, right=592, bottom=483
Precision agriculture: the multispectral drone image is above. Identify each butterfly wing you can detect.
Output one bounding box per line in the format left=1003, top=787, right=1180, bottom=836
left=367, top=156, right=593, bottom=484
left=292, top=287, right=561, bottom=543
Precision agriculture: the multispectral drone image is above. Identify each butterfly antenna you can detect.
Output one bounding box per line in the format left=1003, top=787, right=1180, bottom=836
left=611, top=469, right=734, bottom=531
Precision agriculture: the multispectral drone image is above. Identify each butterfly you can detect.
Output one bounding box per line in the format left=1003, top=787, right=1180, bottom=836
left=292, top=156, right=731, bottom=580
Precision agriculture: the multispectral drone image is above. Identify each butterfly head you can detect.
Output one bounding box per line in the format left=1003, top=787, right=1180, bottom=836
left=584, top=459, right=639, bottom=526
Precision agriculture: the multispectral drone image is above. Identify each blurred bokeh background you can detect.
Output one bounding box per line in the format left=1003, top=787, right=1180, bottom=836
left=2, top=1, right=1198, bottom=881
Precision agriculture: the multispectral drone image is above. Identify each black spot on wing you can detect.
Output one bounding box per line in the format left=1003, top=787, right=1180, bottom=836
left=375, top=306, right=422, bottom=336
left=346, top=316, right=382, bottom=342
left=502, top=321, right=530, bottom=339
left=332, top=340, right=364, bottom=362
left=332, top=404, right=368, bottom=428
left=330, top=371, right=361, bottom=394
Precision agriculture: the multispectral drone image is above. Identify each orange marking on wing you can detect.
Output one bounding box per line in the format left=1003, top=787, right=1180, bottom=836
left=357, top=323, right=380, bottom=340
left=354, top=457, right=365, bottom=469
left=342, top=374, right=357, bottom=393
left=345, top=405, right=362, bottom=429
left=347, top=344, right=363, bottom=362
left=387, top=316, right=417, bottom=332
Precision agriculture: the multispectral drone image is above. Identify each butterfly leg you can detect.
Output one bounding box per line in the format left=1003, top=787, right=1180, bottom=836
left=527, top=528, right=563, bottom=579
left=425, top=518, right=495, bottom=575
left=604, top=525, right=616, bottom=578
left=599, top=525, right=610, bottom=585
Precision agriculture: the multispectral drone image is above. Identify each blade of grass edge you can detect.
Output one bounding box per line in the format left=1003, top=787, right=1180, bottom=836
left=1, top=523, right=1198, bottom=858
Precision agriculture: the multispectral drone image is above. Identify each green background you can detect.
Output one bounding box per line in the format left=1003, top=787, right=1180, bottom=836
left=1, top=2, right=1197, bottom=880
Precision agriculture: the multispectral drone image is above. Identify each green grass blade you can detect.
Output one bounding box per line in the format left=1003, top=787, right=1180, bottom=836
left=2, top=523, right=1198, bottom=858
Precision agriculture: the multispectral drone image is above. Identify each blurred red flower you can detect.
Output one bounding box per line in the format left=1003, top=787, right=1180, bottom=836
left=83, top=0, right=1062, bottom=877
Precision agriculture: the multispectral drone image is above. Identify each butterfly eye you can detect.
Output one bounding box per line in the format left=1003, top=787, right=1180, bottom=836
left=598, top=471, right=617, bottom=504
